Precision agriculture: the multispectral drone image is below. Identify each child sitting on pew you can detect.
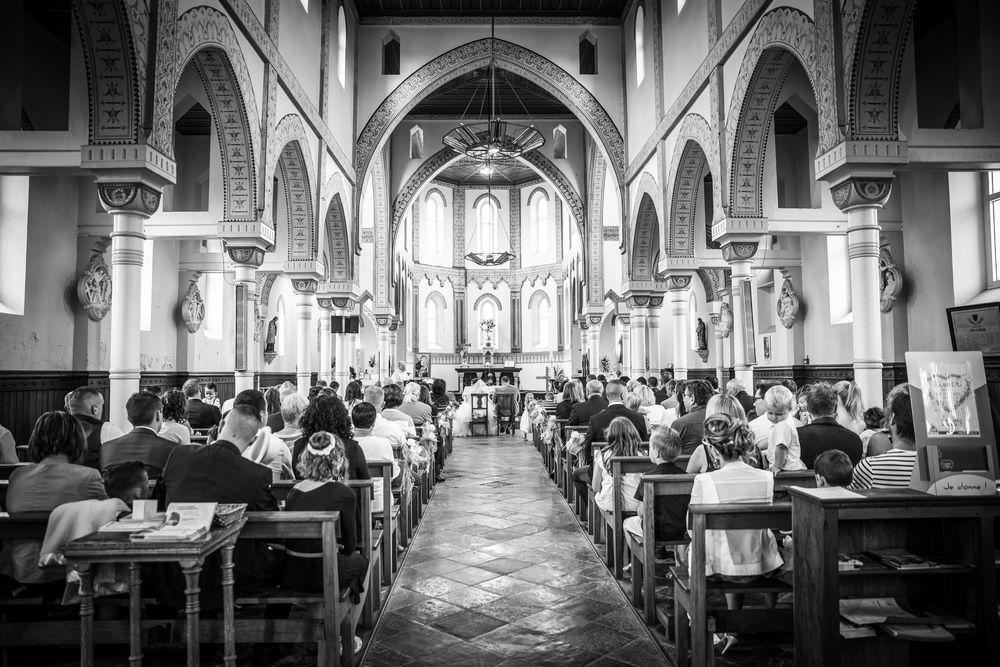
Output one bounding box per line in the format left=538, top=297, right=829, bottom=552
left=623, top=426, right=689, bottom=544
left=591, top=417, right=649, bottom=513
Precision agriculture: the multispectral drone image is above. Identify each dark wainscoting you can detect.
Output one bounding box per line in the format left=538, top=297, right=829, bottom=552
left=0, top=371, right=239, bottom=446
left=258, top=373, right=319, bottom=389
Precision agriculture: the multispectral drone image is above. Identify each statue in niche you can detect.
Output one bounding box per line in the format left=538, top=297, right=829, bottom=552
left=617, top=335, right=623, bottom=365
left=77, top=240, right=112, bottom=322
left=695, top=318, right=708, bottom=351
left=718, top=302, right=733, bottom=338
left=265, top=317, right=279, bottom=352
left=776, top=277, right=800, bottom=329
left=180, top=277, right=205, bottom=334
left=879, top=247, right=903, bottom=312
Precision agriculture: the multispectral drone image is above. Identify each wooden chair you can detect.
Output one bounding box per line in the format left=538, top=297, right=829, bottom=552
left=470, top=394, right=490, bottom=436
left=671, top=502, right=794, bottom=667
left=15, top=445, right=29, bottom=462
left=495, top=393, right=518, bottom=435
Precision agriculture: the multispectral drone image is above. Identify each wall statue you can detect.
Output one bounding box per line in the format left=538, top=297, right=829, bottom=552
left=776, top=277, right=800, bottom=329
left=695, top=317, right=708, bottom=351
left=718, top=302, right=733, bottom=338
left=879, top=247, right=903, bottom=312
left=77, top=240, right=112, bottom=322
left=264, top=316, right=279, bottom=364
left=180, top=277, right=205, bottom=333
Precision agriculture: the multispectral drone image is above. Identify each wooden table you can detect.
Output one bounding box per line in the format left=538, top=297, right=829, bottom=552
left=61, top=519, right=246, bottom=667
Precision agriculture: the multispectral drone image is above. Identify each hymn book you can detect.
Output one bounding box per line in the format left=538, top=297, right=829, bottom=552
left=129, top=502, right=217, bottom=542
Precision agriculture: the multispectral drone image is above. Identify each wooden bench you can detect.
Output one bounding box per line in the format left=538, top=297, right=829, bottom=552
left=670, top=502, right=794, bottom=667
left=0, top=463, right=28, bottom=480
left=603, top=456, right=655, bottom=578
left=367, top=459, right=398, bottom=586
left=15, top=445, right=29, bottom=462
left=0, top=510, right=368, bottom=666
left=562, top=425, right=589, bottom=506
left=629, top=471, right=814, bottom=626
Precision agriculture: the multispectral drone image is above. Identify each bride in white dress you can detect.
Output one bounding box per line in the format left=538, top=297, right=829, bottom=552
left=453, top=379, right=498, bottom=437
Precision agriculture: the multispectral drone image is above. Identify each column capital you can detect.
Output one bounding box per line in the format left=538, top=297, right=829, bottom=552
left=290, top=279, right=318, bottom=294
left=97, top=182, right=162, bottom=217
left=711, top=216, right=767, bottom=248
left=82, top=143, right=176, bottom=187
left=316, top=297, right=334, bottom=311
left=830, top=176, right=893, bottom=212
left=617, top=314, right=631, bottom=326
left=720, top=241, right=760, bottom=264
left=814, top=139, right=907, bottom=182
left=226, top=246, right=265, bottom=267
left=664, top=273, right=694, bottom=292
left=624, top=293, right=663, bottom=309
left=219, top=220, right=276, bottom=253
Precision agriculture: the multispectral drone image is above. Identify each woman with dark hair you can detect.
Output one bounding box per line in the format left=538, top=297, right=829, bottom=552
left=344, top=380, right=364, bottom=412
left=264, top=387, right=282, bottom=416
left=3, top=412, right=108, bottom=584
left=159, top=389, right=192, bottom=445
left=283, top=431, right=369, bottom=655
left=418, top=384, right=435, bottom=416
left=429, top=378, right=457, bottom=413
left=591, top=417, right=649, bottom=513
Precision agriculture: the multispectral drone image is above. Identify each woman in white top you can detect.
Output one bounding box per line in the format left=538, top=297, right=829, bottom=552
left=158, top=389, right=193, bottom=445
left=690, top=413, right=782, bottom=651
left=592, top=417, right=647, bottom=513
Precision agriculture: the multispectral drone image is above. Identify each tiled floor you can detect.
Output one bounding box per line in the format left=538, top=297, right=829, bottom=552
left=362, top=435, right=667, bottom=666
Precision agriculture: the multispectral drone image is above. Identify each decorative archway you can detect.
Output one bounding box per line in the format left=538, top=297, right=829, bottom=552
left=319, top=169, right=356, bottom=276
left=324, top=194, right=351, bottom=281
left=158, top=7, right=261, bottom=221
left=666, top=113, right=724, bottom=256
left=472, top=193, right=503, bottom=211
left=696, top=267, right=729, bottom=303
left=628, top=171, right=660, bottom=264
left=630, top=193, right=659, bottom=280
left=390, top=146, right=586, bottom=238
left=72, top=0, right=143, bottom=145
left=355, top=39, right=625, bottom=219
left=267, top=117, right=316, bottom=261
left=725, top=7, right=832, bottom=218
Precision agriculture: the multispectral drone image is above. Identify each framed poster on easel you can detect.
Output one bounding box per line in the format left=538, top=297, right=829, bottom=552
left=905, top=351, right=997, bottom=495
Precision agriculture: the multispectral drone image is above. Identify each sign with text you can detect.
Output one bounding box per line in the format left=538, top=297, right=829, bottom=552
left=947, top=302, right=1000, bottom=355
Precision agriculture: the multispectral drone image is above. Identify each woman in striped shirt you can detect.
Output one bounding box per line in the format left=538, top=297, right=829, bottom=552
left=850, top=384, right=917, bottom=489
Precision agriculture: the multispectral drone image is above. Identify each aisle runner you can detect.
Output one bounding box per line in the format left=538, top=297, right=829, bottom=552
left=364, top=436, right=666, bottom=665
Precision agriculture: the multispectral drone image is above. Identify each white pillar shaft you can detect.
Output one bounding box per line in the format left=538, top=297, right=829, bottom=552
left=344, top=332, right=358, bottom=382
left=647, top=313, right=661, bottom=372
left=376, top=328, right=391, bottom=381
left=585, top=328, right=601, bottom=374
left=319, top=316, right=332, bottom=384
left=618, top=324, right=632, bottom=376
left=670, top=291, right=690, bottom=380
left=729, top=259, right=754, bottom=387
left=847, top=206, right=883, bottom=408
left=108, top=212, right=146, bottom=432
left=334, top=330, right=350, bottom=389
left=715, top=331, right=726, bottom=386
left=629, top=310, right=648, bottom=377
left=233, top=264, right=257, bottom=394
left=295, top=292, right=314, bottom=395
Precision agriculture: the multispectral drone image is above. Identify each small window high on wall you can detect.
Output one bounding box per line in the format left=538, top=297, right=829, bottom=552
left=409, top=126, right=424, bottom=159
left=634, top=4, right=646, bottom=85
left=985, top=171, right=1000, bottom=289
left=337, top=5, right=347, bottom=88
left=553, top=125, right=567, bottom=160
left=0, top=176, right=28, bottom=315
left=382, top=33, right=400, bottom=75
left=579, top=32, right=597, bottom=75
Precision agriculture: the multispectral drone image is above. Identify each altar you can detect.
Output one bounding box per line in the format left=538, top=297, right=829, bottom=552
left=458, top=366, right=523, bottom=391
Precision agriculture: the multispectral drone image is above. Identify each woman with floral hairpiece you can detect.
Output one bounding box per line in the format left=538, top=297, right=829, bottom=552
left=283, top=430, right=370, bottom=655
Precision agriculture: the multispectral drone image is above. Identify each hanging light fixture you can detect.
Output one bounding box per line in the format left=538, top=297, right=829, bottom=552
left=442, top=18, right=544, bottom=164
left=465, top=136, right=516, bottom=267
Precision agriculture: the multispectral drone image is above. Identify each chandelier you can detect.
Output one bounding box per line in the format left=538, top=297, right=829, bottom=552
left=442, top=19, right=544, bottom=164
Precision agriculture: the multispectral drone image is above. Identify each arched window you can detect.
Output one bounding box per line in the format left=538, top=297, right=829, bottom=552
left=337, top=5, right=347, bottom=88
left=382, top=32, right=400, bottom=75
left=425, top=190, right=446, bottom=253
left=424, top=291, right=446, bottom=349
left=475, top=196, right=500, bottom=253
left=634, top=5, right=646, bottom=85
left=409, top=125, right=423, bottom=159
left=529, top=290, right=551, bottom=349
left=579, top=32, right=597, bottom=75
left=477, top=297, right=499, bottom=348
left=528, top=189, right=549, bottom=253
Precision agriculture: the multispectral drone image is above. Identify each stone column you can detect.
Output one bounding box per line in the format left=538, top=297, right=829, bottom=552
left=722, top=242, right=758, bottom=387
left=344, top=327, right=358, bottom=384
left=617, top=314, right=631, bottom=376
left=332, top=314, right=348, bottom=389
left=647, top=310, right=662, bottom=373
left=375, top=316, right=392, bottom=381
left=453, top=288, right=467, bottom=349
left=412, top=284, right=420, bottom=355
left=710, top=302, right=728, bottom=388
left=98, top=183, right=160, bottom=431
left=511, top=285, right=522, bottom=353
left=667, top=275, right=693, bottom=380
left=628, top=307, right=649, bottom=378
left=585, top=311, right=603, bottom=374
left=832, top=177, right=893, bottom=407
left=292, top=280, right=317, bottom=395
left=227, top=247, right=265, bottom=395
left=389, top=320, right=400, bottom=374
left=317, top=300, right=332, bottom=385
left=556, top=280, right=566, bottom=351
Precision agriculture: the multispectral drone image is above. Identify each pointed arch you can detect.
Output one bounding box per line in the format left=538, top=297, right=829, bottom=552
left=725, top=7, right=830, bottom=218
left=355, top=38, right=624, bottom=220
left=631, top=193, right=659, bottom=280
left=324, top=194, right=351, bottom=280
left=666, top=114, right=724, bottom=257
left=627, top=171, right=660, bottom=271
left=473, top=293, right=503, bottom=312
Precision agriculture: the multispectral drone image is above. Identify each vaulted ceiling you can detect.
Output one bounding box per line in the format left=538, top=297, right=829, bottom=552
left=435, top=156, right=540, bottom=186
left=356, top=0, right=628, bottom=19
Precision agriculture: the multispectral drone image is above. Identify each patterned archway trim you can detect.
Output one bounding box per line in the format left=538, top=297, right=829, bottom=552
left=586, top=147, right=607, bottom=306
left=473, top=293, right=504, bottom=312
left=319, top=169, right=355, bottom=266
left=266, top=115, right=316, bottom=226
left=631, top=194, right=660, bottom=281
left=355, top=39, right=624, bottom=216
left=370, top=153, right=391, bottom=308
left=725, top=7, right=833, bottom=217
left=390, top=147, right=585, bottom=238
left=696, top=267, right=730, bottom=303
left=277, top=142, right=315, bottom=259
left=666, top=113, right=724, bottom=257
left=425, top=187, right=448, bottom=206
left=324, top=194, right=351, bottom=281
left=257, top=271, right=280, bottom=314
left=627, top=171, right=658, bottom=270
left=72, top=0, right=142, bottom=144
left=164, top=7, right=261, bottom=220
left=527, top=187, right=550, bottom=203
left=472, top=193, right=503, bottom=211
left=845, top=0, right=916, bottom=141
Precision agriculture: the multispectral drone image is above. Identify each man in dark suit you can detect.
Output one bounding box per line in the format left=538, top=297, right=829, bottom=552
left=797, top=382, right=864, bottom=467
left=672, top=379, right=712, bottom=456
left=650, top=377, right=670, bottom=404
left=573, top=381, right=648, bottom=499
left=100, top=392, right=177, bottom=478
left=183, top=378, right=221, bottom=430
left=153, top=404, right=278, bottom=610
left=726, top=378, right=756, bottom=418
left=567, top=380, right=609, bottom=426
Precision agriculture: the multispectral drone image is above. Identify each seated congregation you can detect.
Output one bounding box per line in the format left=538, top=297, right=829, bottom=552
left=527, top=372, right=998, bottom=664
left=0, top=377, right=451, bottom=664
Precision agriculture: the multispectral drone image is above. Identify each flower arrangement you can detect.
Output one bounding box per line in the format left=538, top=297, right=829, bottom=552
left=367, top=355, right=376, bottom=369
left=600, top=356, right=610, bottom=373
left=479, top=318, right=496, bottom=334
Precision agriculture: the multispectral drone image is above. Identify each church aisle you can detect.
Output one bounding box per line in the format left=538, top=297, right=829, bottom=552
left=363, top=436, right=666, bottom=666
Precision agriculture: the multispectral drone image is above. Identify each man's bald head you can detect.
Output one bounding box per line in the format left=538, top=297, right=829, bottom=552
left=605, top=381, right=625, bottom=402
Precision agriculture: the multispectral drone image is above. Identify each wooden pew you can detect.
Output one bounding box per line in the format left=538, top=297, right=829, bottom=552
left=603, top=456, right=656, bottom=578
left=562, top=425, right=588, bottom=504
left=15, top=445, right=29, bottom=462
left=629, top=471, right=815, bottom=625
left=0, top=510, right=366, bottom=666
left=367, top=459, right=398, bottom=586
left=0, top=463, right=28, bottom=479
left=671, top=502, right=794, bottom=667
